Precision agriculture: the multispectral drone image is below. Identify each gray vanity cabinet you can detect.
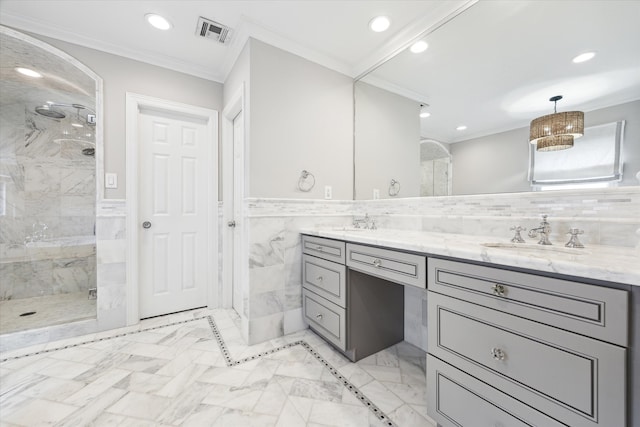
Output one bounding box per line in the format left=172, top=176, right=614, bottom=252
left=302, top=235, right=406, bottom=361
left=302, top=235, right=348, bottom=350
left=427, top=257, right=629, bottom=427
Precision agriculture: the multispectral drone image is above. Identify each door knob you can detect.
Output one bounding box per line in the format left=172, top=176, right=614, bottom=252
left=142, top=221, right=152, bottom=229
left=227, top=220, right=236, bottom=228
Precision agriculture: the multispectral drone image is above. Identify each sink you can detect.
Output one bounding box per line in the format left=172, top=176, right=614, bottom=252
left=482, top=242, right=587, bottom=256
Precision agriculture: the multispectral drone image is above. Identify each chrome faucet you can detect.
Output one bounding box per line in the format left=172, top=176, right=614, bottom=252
left=528, top=214, right=552, bottom=245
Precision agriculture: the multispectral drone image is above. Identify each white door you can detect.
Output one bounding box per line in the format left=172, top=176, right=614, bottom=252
left=231, top=111, right=244, bottom=315
left=138, top=109, right=210, bottom=318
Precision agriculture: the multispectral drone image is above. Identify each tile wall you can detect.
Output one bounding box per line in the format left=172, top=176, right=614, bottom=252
left=0, top=105, right=96, bottom=301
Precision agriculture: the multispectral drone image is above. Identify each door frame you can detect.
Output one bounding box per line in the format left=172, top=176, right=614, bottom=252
left=221, top=84, right=246, bottom=309
left=125, top=92, right=218, bottom=325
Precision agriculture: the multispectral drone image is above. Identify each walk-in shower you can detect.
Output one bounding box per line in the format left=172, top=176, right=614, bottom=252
left=0, top=27, right=98, bottom=335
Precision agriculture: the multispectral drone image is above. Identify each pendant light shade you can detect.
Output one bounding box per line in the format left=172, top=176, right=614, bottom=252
left=529, top=95, right=584, bottom=151
left=535, top=135, right=574, bottom=152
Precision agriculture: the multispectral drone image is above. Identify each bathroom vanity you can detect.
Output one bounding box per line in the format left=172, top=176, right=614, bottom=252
left=301, top=229, right=637, bottom=427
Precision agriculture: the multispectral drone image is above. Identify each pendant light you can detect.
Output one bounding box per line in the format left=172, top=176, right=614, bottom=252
left=529, top=95, right=584, bottom=152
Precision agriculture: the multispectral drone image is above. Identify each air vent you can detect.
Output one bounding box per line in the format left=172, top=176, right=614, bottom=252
left=196, top=16, right=233, bottom=45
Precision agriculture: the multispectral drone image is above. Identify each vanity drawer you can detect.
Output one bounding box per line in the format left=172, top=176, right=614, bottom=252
left=427, top=355, right=563, bottom=427
left=429, top=292, right=626, bottom=427
left=428, top=258, right=628, bottom=346
left=303, top=255, right=346, bottom=307
left=302, top=235, right=345, bottom=264
left=303, top=289, right=346, bottom=351
left=346, top=243, right=426, bottom=289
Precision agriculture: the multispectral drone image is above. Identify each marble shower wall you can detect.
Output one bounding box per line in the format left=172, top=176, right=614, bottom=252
left=0, top=102, right=96, bottom=300
left=243, top=187, right=640, bottom=350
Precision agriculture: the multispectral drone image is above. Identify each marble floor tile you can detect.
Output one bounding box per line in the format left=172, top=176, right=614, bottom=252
left=2, top=398, right=78, bottom=425
left=105, top=390, right=171, bottom=420
left=0, top=308, right=433, bottom=426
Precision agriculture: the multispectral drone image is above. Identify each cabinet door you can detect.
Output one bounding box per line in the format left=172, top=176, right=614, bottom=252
left=429, top=292, right=626, bottom=427
left=427, top=355, right=563, bottom=427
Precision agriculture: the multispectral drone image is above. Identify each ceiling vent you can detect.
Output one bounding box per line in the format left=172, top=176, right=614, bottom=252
left=196, top=17, right=232, bottom=45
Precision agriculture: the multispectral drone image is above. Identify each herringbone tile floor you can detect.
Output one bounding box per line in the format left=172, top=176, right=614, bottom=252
left=0, top=309, right=434, bottom=426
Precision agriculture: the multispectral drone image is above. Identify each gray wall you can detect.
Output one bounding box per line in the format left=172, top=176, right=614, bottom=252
left=35, top=34, right=224, bottom=200
left=355, top=82, right=420, bottom=200
left=451, top=100, right=640, bottom=195
left=249, top=39, right=354, bottom=200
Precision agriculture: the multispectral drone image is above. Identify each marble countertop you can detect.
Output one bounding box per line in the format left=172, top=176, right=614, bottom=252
left=301, top=227, right=640, bottom=287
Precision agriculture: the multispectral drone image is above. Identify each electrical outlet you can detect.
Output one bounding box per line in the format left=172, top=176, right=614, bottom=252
left=373, top=189, right=380, bottom=199
left=324, top=185, right=332, bottom=199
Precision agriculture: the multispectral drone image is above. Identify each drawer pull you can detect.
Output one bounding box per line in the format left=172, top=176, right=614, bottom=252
left=316, top=276, right=323, bottom=282
left=491, top=283, right=507, bottom=297
left=317, top=246, right=324, bottom=252
left=490, top=347, right=506, bottom=361
left=373, top=258, right=382, bottom=268
left=316, top=314, right=323, bottom=321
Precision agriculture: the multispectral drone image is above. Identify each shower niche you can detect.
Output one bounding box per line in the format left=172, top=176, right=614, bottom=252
left=0, top=26, right=101, bottom=335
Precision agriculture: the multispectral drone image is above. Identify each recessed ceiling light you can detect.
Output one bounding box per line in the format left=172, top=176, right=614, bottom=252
left=15, top=67, right=42, bottom=78
left=146, top=13, right=172, bottom=31
left=369, top=16, right=390, bottom=32
left=572, top=52, right=596, bottom=63
left=456, top=125, right=467, bottom=131
left=410, top=41, right=428, bottom=54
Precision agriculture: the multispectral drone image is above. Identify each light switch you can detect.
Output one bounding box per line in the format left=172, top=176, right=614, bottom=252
left=373, top=189, right=380, bottom=199
left=105, top=173, right=118, bottom=189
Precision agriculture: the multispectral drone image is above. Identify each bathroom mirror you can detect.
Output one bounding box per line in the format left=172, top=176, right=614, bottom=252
left=354, top=0, right=640, bottom=199
left=0, top=26, right=100, bottom=334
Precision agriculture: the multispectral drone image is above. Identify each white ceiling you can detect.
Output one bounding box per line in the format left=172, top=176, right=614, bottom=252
left=0, top=0, right=471, bottom=82
left=364, top=0, right=640, bottom=143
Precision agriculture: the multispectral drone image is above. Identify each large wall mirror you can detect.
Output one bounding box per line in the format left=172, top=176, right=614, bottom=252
left=354, top=0, right=640, bottom=199
left=0, top=26, right=101, bottom=335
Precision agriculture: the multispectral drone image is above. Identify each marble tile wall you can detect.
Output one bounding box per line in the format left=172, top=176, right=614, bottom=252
left=0, top=102, right=96, bottom=301
left=360, top=187, right=640, bottom=248
left=244, top=199, right=354, bottom=345
left=242, top=187, right=640, bottom=349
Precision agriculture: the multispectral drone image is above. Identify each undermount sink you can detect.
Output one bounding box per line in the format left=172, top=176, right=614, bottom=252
left=481, top=242, right=587, bottom=256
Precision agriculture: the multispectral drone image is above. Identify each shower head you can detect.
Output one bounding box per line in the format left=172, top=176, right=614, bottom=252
left=35, top=104, right=66, bottom=119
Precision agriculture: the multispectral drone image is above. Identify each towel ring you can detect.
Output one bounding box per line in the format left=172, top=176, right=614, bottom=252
left=298, top=170, right=315, bottom=192
left=389, top=179, right=400, bottom=197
